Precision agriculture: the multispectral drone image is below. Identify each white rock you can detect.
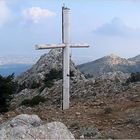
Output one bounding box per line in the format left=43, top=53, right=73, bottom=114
left=0, top=114, right=75, bottom=139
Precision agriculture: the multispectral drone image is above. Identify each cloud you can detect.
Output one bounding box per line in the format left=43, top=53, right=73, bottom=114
left=22, top=7, right=56, bottom=23
left=93, top=17, right=132, bottom=37
left=0, top=1, right=11, bottom=27
left=93, top=17, right=140, bottom=39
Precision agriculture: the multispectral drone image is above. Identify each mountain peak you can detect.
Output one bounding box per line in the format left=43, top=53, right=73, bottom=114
left=101, top=53, right=125, bottom=66
left=78, top=53, right=136, bottom=78
left=106, top=53, right=120, bottom=59
left=16, top=49, right=85, bottom=86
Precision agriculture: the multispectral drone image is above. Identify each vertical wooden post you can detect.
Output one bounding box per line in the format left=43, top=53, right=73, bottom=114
left=62, top=6, right=70, bottom=110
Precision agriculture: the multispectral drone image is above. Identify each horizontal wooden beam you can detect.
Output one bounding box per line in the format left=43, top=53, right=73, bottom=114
left=35, top=43, right=89, bottom=50
left=70, top=43, right=89, bottom=48
left=35, top=44, right=65, bottom=49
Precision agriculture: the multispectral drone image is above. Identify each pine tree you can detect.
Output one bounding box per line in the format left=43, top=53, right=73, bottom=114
left=0, top=74, right=17, bottom=113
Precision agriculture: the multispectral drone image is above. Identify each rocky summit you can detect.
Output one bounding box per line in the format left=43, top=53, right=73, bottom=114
left=1, top=49, right=139, bottom=139
left=11, top=49, right=85, bottom=108
left=77, top=53, right=140, bottom=78
left=16, top=49, right=84, bottom=87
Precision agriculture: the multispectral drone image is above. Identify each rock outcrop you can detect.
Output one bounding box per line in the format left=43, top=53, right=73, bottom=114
left=0, top=114, right=75, bottom=139
left=11, top=49, right=86, bottom=108
left=78, top=54, right=137, bottom=78
left=16, top=49, right=85, bottom=87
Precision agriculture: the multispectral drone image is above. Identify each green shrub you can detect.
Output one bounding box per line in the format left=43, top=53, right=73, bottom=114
left=85, top=73, right=93, bottom=79
left=104, top=107, right=112, bottom=114
left=70, top=122, right=80, bottom=130
left=70, top=71, right=74, bottom=77
left=17, top=81, right=41, bottom=92
left=20, top=99, right=31, bottom=106
left=126, top=72, right=140, bottom=83
left=31, top=96, right=46, bottom=106
left=44, top=81, right=54, bottom=88
left=43, top=69, right=75, bottom=88
left=17, top=82, right=27, bottom=92
left=30, top=81, right=41, bottom=89
left=0, top=73, right=17, bottom=113
left=81, top=72, right=93, bottom=79
left=45, top=69, right=63, bottom=81
left=20, top=95, right=46, bottom=107
left=43, top=69, right=62, bottom=88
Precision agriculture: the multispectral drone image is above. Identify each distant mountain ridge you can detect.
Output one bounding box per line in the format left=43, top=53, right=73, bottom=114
left=0, top=55, right=37, bottom=76
left=0, top=55, right=38, bottom=65
left=1, top=53, right=140, bottom=77
left=78, top=54, right=140, bottom=78
left=0, top=64, right=32, bottom=76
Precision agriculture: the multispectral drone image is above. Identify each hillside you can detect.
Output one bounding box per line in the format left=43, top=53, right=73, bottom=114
left=78, top=54, right=139, bottom=78
left=2, top=71, right=140, bottom=139
left=11, top=49, right=85, bottom=109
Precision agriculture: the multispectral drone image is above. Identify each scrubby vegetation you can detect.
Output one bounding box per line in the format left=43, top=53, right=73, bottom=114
left=43, top=69, right=62, bottom=88
left=70, top=70, right=75, bottom=78
left=84, top=73, right=93, bottom=79
left=18, top=69, right=75, bottom=91
left=104, top=107, right=113, bottom=114
left=81, top=72, right=93, bottom=79
left=126, top=72, right=140, bottom=83
left=18, top=81, right=41, bottom=92
left=0, top=74, right=17, bottom=113
left=44, top=69, right=74, bottom=88
left=30, top=81, right=41, bottom=89
left=17, top=82, right=26, bottom=92
left=20, top=95, right=46, bottom=107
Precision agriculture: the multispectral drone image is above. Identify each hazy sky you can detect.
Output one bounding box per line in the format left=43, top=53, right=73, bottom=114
left=1, top=0, right=140, bottom=63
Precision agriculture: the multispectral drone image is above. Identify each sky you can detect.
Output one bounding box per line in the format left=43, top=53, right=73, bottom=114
left=1, top=0, right=140, bottom=64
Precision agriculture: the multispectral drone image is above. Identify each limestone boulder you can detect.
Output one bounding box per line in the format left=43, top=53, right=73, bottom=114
left=0, top=114, right=75, bottom=139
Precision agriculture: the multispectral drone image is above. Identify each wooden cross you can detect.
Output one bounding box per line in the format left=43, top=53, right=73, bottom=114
left=35, top=6, right=89, bottom=110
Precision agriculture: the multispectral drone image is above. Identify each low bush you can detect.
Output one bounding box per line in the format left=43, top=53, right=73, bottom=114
left=43, top=69, right=62, bottom=88
left=30, top=81, right=41, bottom=89
left=126, top=72, right=140, bottom=83
left=43, top=68, right=75, bottom=88
left=45, top=69, right=63, bottom=81
left=70, top=70, right=75, bottom=77
left=81, top=72, right=93, bottom=79
left=85, top=73, right=93, bottom=79
left=20, top=99, right=31, bottom=106
left=20, top=95, right=46, bottom=107
left=17, top=82, right=27, bottom=92
left=17, top=81, right=41, bottom=92
left=104, top=107, right=112, bottom=114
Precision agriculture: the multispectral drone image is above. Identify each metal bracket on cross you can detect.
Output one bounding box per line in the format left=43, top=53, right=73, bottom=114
left=35, top=6, right=89, bottom=110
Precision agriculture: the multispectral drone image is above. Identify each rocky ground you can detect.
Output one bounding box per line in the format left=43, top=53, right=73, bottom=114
left=1, top=81, right=140, bottom=139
